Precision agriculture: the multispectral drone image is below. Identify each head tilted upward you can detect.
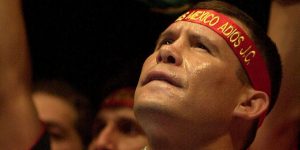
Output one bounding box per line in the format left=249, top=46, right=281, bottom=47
left=134, top=0, right=281, bottom=150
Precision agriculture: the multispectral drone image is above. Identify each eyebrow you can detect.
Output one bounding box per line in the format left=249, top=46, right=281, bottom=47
left=44, top=121, right=66, bottom=131
left=156, top=28, right=220, bottom=54
left=155, top=31, right=175, bottom=46
left=189, top=31, right=220, bottom=54
left=45, top=121, right=66, bottom=133
left=117, top=117, right=136, bottom=123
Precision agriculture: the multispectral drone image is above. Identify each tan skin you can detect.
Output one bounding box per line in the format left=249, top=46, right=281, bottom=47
left=33, top=92, right=84, bottom=150
left=88, top=107, right=148, bottom=150
left=0, top=0, right=43, bottom=149
left=134, top=20, right=268, bottom=150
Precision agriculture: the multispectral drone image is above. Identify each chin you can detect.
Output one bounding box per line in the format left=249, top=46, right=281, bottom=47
left=133, top=101, right=177, bottom=140
left=134, top=92, right=182, bottom=131
left=134, top=96, right=198, bottom=148
left=134, top=83, right=188, bottom=129
left=134, top=94, right=174, bottom=120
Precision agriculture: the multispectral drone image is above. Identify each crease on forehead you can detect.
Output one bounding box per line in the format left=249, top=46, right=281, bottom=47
left=162, top=21, right=241, bottom=59
left=162, top=22, right=223, bottom=46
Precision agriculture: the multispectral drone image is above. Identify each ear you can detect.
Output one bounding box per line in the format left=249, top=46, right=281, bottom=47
left=233, top=89, right=269, bottom=120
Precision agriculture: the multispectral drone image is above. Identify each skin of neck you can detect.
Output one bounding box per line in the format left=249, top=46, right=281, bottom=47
left=138, top=110, right=256, bottom=150
left=139, top=113, right=251, bottom=150
left=146, top=131, right=236, bottom=150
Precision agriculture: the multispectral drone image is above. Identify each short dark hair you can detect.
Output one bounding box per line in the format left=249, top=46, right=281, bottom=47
left=33, top=79, right=93, bottom=147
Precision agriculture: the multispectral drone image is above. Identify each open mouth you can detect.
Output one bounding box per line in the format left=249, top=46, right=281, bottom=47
left=142, top=71, right=182, bottom=88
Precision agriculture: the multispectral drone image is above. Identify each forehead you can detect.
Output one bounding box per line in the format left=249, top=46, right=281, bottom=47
left=163, top=21, right=223, bottom=43
left=33, top=92, right=78, bottom=125
left=161, top=22, right=219, bottom=55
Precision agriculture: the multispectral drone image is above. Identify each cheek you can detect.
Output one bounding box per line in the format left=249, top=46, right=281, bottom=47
left=187, top=61, right=224, bottom=89
left=185, top=61, right=240, bottom=108
left=182, top=63, right=243, bottom=127
left=188, top=60, right=238, bottom=93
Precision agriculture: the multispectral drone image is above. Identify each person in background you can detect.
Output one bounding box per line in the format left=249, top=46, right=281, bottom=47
left=88, top=87, right=148, bottom=150
left=250, top=0, right=300, bottom=149
left=32, top=79, right=93, bottom=150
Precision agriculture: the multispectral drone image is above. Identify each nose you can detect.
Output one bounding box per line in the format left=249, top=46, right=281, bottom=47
left=91, top=125, right=116, bottom=150
left=156, top=42, right=183, bottom=66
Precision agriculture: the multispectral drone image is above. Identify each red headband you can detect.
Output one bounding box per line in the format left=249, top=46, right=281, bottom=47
left=101, top=98, right=134, bottom=108
left=176, top=9, right=271, bottom=126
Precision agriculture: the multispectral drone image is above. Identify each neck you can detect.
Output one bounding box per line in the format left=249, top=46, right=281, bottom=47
left=146, top=133, right=235, bottom=150
left=135, top=105, right=239, bottom=150
left=230, top=117, right=255, bottom=150
left=144, top=118, right=252, bottom=150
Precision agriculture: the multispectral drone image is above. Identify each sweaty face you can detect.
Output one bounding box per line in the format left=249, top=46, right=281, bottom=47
left=134, top=21, right=248, bottom=139
left=33, top=92, right=83, bottom=150
left=88, top=107, right=148, bottom=150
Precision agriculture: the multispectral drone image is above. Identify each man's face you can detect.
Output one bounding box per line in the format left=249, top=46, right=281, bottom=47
left=88, top=107, right=148, bottom=150
left=33, top=92, right=83, bottom=150
left=134, top=21, right=247, bottom=138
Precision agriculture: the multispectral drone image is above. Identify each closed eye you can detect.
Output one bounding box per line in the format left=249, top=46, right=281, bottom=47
left=155, top=30, right=177, bottom=51
left=194, top=42, right=210, bottom=53
left=160, top=38, right=174, bottom=46
left=155, top=38, right=174, bottom=51
left=117, top=118, right=145, bottom=136
left=190, top=33, right=215, bottom=55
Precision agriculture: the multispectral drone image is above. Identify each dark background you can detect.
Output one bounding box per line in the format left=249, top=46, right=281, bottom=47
left=22, top=0, right=271, bottom=107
